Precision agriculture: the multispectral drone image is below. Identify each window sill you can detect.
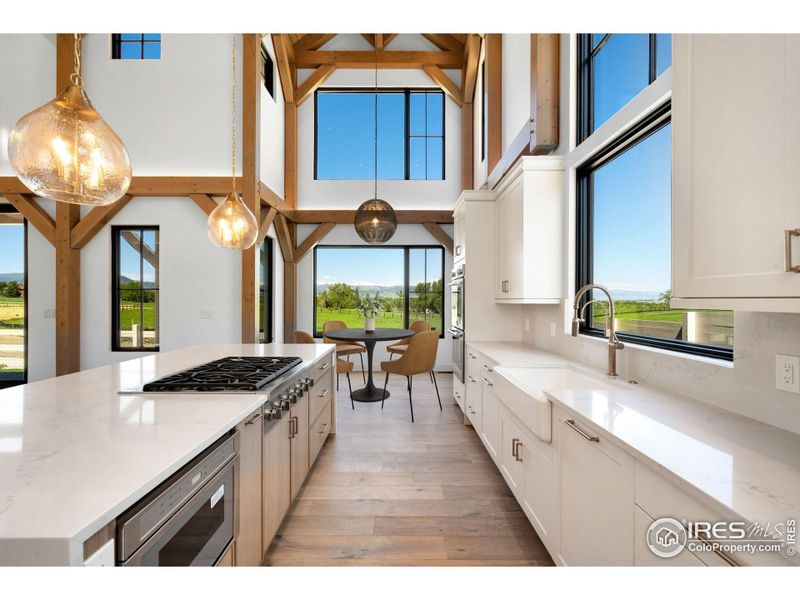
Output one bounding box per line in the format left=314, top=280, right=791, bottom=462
left=575, top=332, right=734, bottom=369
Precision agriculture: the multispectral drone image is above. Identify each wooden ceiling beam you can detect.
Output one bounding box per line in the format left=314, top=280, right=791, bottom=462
left=294, top=34, right=336, bottom=51
left=294, top=222, right=335, bottom=262
left=0, top=213, right=23, bottom=224
left=289, top=210, right=453, bottom=224
left=70, top=194, right=133, bottom=249
left=295, top=64, right=336, bottom=106
left=462, top=34, right=481, bottom=103
left=422, top=65, right=463, bottom=106
left=361, top=34, right=375, bottom=47
left=422, top=222, right=454, bottom=254
left=530, top=33, right=560, bottom=155
left=3, top=193, right=56, bottom=246
left=120, top=230, right=158, bottom=268
left=295, top=50, right=462, bottom=69
left=272, top=33, right=295, bottom=102
left=422, top=34, right=465, bottom=54
left=274, top=213, right=295, bottom=263
left=188, top=193, right=218, bottom=216
left=256, top=206, right=278, bottom=247
left=485, top=34, right=503, bottom=174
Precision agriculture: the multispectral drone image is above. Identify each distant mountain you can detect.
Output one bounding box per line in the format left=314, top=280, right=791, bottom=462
left=609, top=289, right=664, bottom=301
left=0, top=273, right=23, bottom=283
left=316, top=283, right=404, bottom=296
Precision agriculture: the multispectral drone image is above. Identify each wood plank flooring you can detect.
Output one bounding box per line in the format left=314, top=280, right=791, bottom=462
left=265, top=371, right=553, bottom=566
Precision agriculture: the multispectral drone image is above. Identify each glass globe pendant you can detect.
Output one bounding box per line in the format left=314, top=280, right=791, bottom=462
left=208, top=34, right=258, bottom=250
left=7, top=34, right=131, bottom=206
left=207, top=191, right=258, bottom=248
left=354, top=44, right=397, bottom=245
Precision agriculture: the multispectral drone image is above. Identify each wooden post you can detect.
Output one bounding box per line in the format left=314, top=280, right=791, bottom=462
left=242, top=34, right=261, bottom=343
left=55, top=34, right=81, bottom=375
left=530, top=34, right=560, bottom=155
left=485, top=34, right=503, bottom=175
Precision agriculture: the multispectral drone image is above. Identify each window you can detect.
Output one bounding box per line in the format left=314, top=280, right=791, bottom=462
left=481, top=59, right=486, bottom=162
left=576, top=107, right=733, bottom=359
left=261, top=43, right=275, bottom=100
left=577, top=34, right=672, bottom=143
left=0, top=207, right=26, bottom=387
left=314, top=89, right=444, bottom=180
left=112, top=34, right=161, bottom=60
left=112, top=227, right=160, bottom=351
left=258, top=237, right=274, bottom=343
left=313, top=246, right=444, bottom=337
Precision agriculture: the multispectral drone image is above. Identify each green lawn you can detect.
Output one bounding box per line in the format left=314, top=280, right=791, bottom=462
left=119, top=302, right=158, bottom=330
left=0, top=296, right=24, bottom=329
left=315, top=308, right=442, bottom=334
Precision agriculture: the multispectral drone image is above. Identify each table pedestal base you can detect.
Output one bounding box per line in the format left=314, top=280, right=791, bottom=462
left=350, top=385, right=390, bottom=403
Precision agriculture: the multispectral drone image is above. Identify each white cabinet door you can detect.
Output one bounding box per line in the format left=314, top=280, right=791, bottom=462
left=633, top=506, right=706, bottom=566
left=520, top=427, right=556, bottom=554
left=672, top=34, right=800, bottom=306
left=557, top=414, right=634, bottom=566
left=500, top=412, right=525, bottom=497
left=453, top=208, right=465, bottom=262
left=495, top=179, right=524, bottom=299
left=480, top=381, right=500, bottom=462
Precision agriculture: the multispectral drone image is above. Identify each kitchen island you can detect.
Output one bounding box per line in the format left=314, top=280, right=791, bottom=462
left=0, top=343, right=335, bottom=566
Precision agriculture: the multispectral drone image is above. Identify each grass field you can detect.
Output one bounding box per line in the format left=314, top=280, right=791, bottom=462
left=315, top=308, right=442, bottom=334
left=119, top=302, right=157, bottom=330
left=0, top=296, right=24, bottom=328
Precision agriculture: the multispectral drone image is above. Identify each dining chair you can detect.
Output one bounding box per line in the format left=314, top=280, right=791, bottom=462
left=337, top=358, right=355, bottom=410
left=379, top=330, right=441, bottom=423
left=293, top=330, right=315, bottom=343
left=323, top=320, right=366, bottom=383
left=387, top=320, right=431, bottom=358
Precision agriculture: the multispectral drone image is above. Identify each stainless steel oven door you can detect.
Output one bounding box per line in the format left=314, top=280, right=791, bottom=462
left=450, top=328, right=464, bottom=383
left=120, top=456, right=237, bottom=566
left=450, top=278, right=464, bottom=332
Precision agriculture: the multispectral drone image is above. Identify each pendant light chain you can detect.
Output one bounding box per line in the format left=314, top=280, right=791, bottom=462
left=70, top=33, right=83, bottom=87
left=374, top=43, right=378, bottom=200
left=231, top=33, right=237, bottom=195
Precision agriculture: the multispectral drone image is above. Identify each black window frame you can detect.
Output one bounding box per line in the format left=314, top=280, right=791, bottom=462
left=312, top=245, right=446, bottom=339
left=481, top=59, right=487, bottom=162
left=111, top=225, right=160, bottom=352
left=313, top=88, right=445, bottom=181
left=259, top=236, right=274, bottom=344
left=111, top=34, right=161, bottom=60
left=575, top=102, right=733, bottom=361
left=577, top=33, right=669, bottom=145
left=261, top=43, right=275, bottom=100
left=0, top=205, right=28, bottom=389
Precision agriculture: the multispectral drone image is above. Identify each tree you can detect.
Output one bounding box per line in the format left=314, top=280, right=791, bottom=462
left=3, top=281, right=21, bottom=298
left=320, top=283, right=359, bottom=310
left=658, top=289, right=672, bottom=305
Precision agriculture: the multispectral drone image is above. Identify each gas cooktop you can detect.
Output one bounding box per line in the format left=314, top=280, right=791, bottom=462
left=141, top=356, right=304, bottom=392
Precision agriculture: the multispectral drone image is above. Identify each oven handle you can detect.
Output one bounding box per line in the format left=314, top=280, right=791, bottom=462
left=120, top=454, right=238, bottom=566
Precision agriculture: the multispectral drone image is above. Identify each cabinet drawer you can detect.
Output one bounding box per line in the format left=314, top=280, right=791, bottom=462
left=309, top=374, right=332, bottom=424
left=634, top=506, right=706, bottom=566
left=309, top=400, right=332, bottom=465
left=465, top=385, right=482, bottom=431
left=311, top=354, right=334, bottom=381
left=452, top=375, right=465, bottom=410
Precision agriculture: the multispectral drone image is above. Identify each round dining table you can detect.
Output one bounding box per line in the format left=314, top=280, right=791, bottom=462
left=323, top=327, right=416, bottom=403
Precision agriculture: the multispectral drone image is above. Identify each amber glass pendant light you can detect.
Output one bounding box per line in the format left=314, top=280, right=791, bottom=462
left=354, top=43, right=396, bottom=244
left=8, top=34, right=132, bottom=206
left=208, top=34, right=258, bottom=249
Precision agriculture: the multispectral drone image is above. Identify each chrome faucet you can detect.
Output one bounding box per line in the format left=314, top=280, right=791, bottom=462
left=571, top=283, right=624, bottom=377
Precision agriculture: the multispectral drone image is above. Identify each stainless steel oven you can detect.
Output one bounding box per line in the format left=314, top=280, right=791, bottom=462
left=449, top=264, right=465, bottom=383
left=116, top=432, right=239, bottom=566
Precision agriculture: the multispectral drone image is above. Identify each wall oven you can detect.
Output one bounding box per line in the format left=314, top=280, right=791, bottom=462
left=449, top=264, right=465, bottom=383
left=116, top=432, right=239, bottom=566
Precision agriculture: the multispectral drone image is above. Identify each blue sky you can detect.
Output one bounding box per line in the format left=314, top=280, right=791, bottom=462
left=0, top=225, right=24, bottom=274
left=316, top=247, right=442, bottom=289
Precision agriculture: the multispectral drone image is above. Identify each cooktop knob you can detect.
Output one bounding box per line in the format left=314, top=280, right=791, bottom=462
left=288, top=393, right=298, bottom=404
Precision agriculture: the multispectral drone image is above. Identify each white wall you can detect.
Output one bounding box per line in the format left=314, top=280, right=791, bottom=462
left=294, top=224, right=454, bottom=371
left=502, top=34, right=531, bottom=154
left=260, top=36, right=284, bottom=198
left=80, top=197, right=242, bottom=370
left=25, top=201, right=56, bottom=381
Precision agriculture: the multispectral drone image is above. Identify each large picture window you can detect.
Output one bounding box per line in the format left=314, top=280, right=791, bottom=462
left=0, top=207, right=26, bottom=387
left=112, top=34, right=161, bottom=60
left=258, top=237, right=274, bottom=343
left=576, top=107, right=733, bottom=359
left=313, top=246, right=444, bottom=337
left=315, top=89, right=444, bottom=180
left=112, top=226, right=160, bottom=351
left=577, top=33, right=672, bottom=143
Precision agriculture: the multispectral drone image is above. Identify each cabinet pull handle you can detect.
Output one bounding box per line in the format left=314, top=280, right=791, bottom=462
left=482, top=364, right=494, bottom=373
left=319, top=388, right=329, bottom=398
left=512, top=439, right=523, bottom=462
left=245, top=412, right=262, bottom=426
left=695, top=531, right=741, bottom=566
left=481, top=377, right=493, bottom=387
left=319, top=423, right=329, bottom=434
left=456, top=245, right=462, bottom=256
left=468, top=353, right=476, bottom=359
left=319, top=362, right=330, bottom=370
left=564, top=418, right=599, bottom=443
left=468, top=375, right=476, bottom=383
left=785, top=229, right=800, bottom=273
left=289, top=417, right=298, bottom=438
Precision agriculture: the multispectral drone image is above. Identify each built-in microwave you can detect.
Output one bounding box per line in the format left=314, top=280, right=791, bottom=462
left=116, top=432, right=239, bottom=566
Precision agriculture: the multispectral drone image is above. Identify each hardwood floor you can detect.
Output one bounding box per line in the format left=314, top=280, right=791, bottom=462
left=265, top=371, right=554, bottom=566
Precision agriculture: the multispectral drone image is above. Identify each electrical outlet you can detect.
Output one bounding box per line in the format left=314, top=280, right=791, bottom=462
left=199, top=310, right=213, bottom=320
left=43, top=309, right=55, bottom=319
left=550, top=322, right=557, bottom=337
left=776, top=354, right=800, bottom=394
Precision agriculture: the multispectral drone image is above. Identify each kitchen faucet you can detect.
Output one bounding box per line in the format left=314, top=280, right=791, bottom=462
left=571, top=283, right=624, bottom=377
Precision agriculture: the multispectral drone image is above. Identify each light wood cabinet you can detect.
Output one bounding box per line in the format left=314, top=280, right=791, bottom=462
left=493, top=157, right=564, bottom=304
left=234, top=408, right=263, bottom=566
left=556, top=410, right=634, bottom=566
left=309, top=400, right=332, bottom=465
left=672, top=34, right=800, bottom=311
left=290, top=394, right=310, bottom=500
left=262, top=413, right=291, bottom=552
left=216, top=543, right=234, bottom=566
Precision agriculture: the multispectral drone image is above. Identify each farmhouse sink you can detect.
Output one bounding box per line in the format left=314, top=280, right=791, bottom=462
left=493, top=366, right=617, bottom=443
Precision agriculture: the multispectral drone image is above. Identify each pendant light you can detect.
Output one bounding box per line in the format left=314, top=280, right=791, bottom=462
left=207, top=34, right=258, bottom=250
left=354, top=43, right=397, bottom=245
left=8, top=34, right=132, bottom=206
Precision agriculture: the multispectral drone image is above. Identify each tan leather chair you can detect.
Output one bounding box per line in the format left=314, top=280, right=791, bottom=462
left=387, top=320, right=431, bottom=358
left=323, top=320, right=366, bottom=383
left=337, top=358, right=355, bottom=410
left=294, top=330, right=315, bottom=344
left=379, top=330, right=441, bottom=423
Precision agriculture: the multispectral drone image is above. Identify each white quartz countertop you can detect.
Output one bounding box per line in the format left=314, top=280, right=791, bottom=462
left=469, top=341, right=800, bottom=536
left=0, top=343, right=334, bottom=565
